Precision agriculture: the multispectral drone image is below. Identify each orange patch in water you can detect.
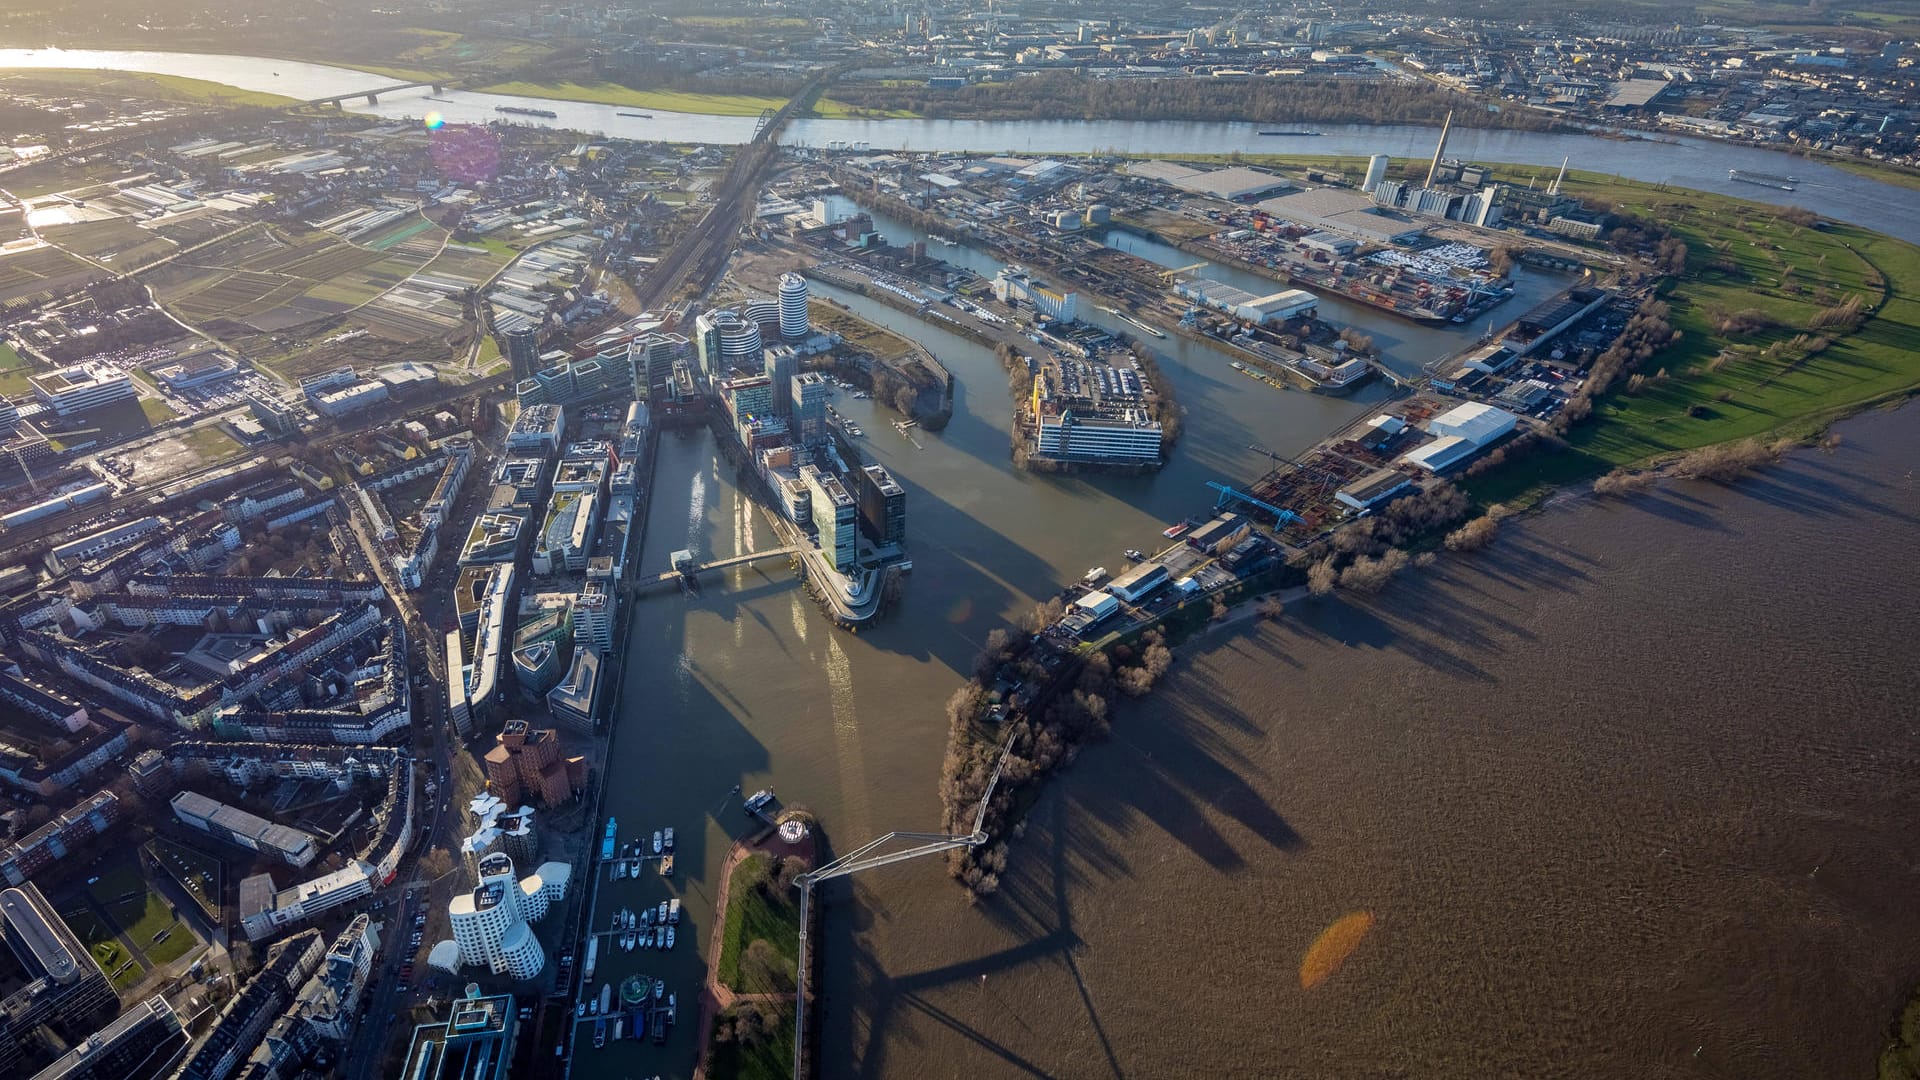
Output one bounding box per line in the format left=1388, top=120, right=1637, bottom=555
left=1300, top=910, right=1375, bottom=990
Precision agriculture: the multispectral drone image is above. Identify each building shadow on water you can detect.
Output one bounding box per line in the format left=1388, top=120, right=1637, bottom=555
left=613, top=592, right=782, bottom=889
left=824, top=795, right=1131, bottom=1080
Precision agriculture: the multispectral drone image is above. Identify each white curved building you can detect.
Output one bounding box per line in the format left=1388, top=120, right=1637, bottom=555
left=443, top=853, right=572, bottom=980
left=778, top=273, right=810, bottom=340
left=695, top=309, right=764, bottom=379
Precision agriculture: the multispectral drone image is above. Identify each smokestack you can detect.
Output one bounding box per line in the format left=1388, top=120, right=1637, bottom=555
left=1424, top=110, right=1453, bottom=188
left=1549, top=155, right=1569, bottom=196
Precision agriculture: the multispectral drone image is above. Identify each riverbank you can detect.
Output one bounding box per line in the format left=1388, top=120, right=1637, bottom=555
left=1, top=67, right=296, bottom=107
left=826, top=72, right=1568, bottom=133
left=476, top=80, right=828, bottom=119
left=1459, top=173, right=1920, bottom=503
left=870, top=401, right=1920, bottom=1078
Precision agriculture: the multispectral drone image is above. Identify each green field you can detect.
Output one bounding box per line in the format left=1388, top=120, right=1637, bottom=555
left=477, top=80, right=790, bottom=116
left=58, top=901, right=146, bottom=990
left=0, top=341, right=30, bottom=396
left=705, top=1001, right=796, bottom=1080
left=179, top=425, right=244, bottom=461
left=2, top=69, right=296, bottom=108
left=365, top=217, right=438, bottom=252
left=1465, top=171, right=1920, bottom=502
left=716, top=854, right=800, bottom=993
left=89, top=861, right=177, bottom=944
left=1827, top=157, right=1920, bottom=193
left=139, top=396, right=178, bottom=424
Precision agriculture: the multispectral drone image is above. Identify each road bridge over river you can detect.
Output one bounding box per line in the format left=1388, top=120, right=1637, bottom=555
left=304, top=80, right=449, bottom=107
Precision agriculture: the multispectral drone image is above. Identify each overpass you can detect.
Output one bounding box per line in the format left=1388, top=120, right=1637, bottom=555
left=305, top=81, right=449, bottom=107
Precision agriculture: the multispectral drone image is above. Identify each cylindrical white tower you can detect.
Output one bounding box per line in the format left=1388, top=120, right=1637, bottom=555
left=778, top=273, right=810, bottom=340
left=718, top=314, right=763, bottom=367
left=1363, top=154, right=1390, bottom=194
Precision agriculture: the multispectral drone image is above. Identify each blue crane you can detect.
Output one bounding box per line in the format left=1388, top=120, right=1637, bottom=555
left=1207, top=480, right=1301, bottom=525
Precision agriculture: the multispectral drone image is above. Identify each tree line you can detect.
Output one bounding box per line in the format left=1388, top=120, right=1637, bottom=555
left=831, top=73, right=1568, bottom=132
left=939, top=618, right=1174, bottom=896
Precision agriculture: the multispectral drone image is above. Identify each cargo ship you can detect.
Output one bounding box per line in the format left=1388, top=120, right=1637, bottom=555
left=1728, top=168, right=1798, bottom=191
left=496, top=105, right=559, bottom=119
left=1259, top=130, right=1322, bottom=136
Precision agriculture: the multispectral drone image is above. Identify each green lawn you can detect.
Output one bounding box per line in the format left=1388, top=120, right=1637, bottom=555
left=144, top=925, right=194, bottom=965
left=478, top=80, right=789, bottom=117
left=179, top=425, right=243, bottom=462
left=475, top=333, right=500, bottom=368
left=60, top=902, right=147, bottom=990
left=716, top=854, right=800, bottom=993
left=1827, top=157, right=1920, bottom=193
left=706, top=1002, right=796, bottom=1080
left=89, top=861, right=178, bottom=946
left=812, top=98, right=918, bottom=119
left=1441, top=172, right=1920, bottom=503
left=2, top=69, right=296, bottom=107
left=0, top=342, right=32, bottom=396
left=139, top=396, right=178, bottom=424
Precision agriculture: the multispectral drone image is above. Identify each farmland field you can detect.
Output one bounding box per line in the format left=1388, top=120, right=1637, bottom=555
left=40, top=219, right=178, bottom=270
left=0, top=244, right=98, bottom=307
left=144, top=222, right=449, bottom=338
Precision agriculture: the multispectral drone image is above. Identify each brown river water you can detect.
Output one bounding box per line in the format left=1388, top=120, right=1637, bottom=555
left=595, top=285, right=1920, bottom=1078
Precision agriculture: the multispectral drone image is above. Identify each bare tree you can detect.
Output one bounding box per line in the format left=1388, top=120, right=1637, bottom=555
left=1307, top=558, right=1338, bottom=597
left=1338, top=549, right=1411, bottom=594
left=1444, top=515, right=1501, bottom=552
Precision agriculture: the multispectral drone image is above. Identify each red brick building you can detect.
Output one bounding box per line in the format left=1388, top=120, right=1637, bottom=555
left=483, top=721, right=584, bottom=807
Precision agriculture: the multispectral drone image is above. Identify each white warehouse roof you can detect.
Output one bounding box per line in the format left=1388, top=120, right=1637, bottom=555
left=1427, top=401, right=1518, bottom=447
left=1400, top=435, right=1478, bottom=473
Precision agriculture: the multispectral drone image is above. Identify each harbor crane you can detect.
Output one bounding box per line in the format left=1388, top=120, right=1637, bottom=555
left=790, top=729, right=1018, bottom=1080
left=1207, top=479, right=1301, bottom=525
left=1157, top=261, right=1209, bottom=279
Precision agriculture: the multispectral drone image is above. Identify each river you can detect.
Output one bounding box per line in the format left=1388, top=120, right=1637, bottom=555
left=2, top=47, right=1918, bottom=244
left=11, top=43, right=1916, bottom=1080
left=595, top=248, right=1920, bottom=1079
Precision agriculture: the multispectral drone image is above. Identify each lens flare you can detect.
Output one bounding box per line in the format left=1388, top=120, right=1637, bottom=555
left=423, top=112, right=445, bottom=131
left=1300, top=910, right=1374, bottom=990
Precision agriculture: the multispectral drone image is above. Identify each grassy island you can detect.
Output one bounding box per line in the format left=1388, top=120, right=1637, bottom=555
left=707, top=851, right=803, bottom=1080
